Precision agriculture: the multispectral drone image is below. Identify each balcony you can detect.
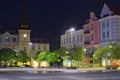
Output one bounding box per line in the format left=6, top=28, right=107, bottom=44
left=84, top=41, right=90, bottom=44
left=84, top=30, right=90, bottom=34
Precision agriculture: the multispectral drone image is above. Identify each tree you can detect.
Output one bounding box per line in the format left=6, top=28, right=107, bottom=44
left=17, top=50, right=30, bottom=65
left=0, top=48, right=17, bottom=67
left=108, top=41, right=120, bottom=59
left=53, top=47, right=68, bottom=62
left=46, top=52, right=61, bottom=62
left=93, top=45, right=109, bottom=65
left=36, top=51, right=60, bottom=62
left=72, top=46, right=84, bottom=61
left=36, top=51, right=48, bottom=61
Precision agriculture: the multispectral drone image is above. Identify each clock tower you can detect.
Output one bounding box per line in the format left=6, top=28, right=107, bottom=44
left=18, top=0, right=31, bottom=57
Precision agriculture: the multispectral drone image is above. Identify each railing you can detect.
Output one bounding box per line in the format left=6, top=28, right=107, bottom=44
left=84, top=41, right=90, bottom=44
left=84, top=30, right=90, bottom=34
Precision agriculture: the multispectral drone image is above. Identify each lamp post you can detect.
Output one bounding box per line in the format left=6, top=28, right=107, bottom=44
left=69, top=27, right=75, bottom=67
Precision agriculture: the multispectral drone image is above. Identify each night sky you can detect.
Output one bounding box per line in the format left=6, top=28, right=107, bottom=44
left=0, top=0, right=120, bottom=51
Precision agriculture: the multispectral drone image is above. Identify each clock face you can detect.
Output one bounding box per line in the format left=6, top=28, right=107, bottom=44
left=23, top=34, right=27, bottom=38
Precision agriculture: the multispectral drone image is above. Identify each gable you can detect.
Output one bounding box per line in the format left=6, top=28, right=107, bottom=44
left=100, top=3, right=113, bottom=18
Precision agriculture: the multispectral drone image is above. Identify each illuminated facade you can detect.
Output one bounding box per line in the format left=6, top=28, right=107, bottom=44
left=60, top=28, right=84, bottom=49
left=83, top=12, right=99, bottom=64
left=0, top=28, right=18, bottom=52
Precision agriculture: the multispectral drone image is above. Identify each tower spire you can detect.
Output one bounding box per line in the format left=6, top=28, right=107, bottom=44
left=20, top=0, right=30, bottom=29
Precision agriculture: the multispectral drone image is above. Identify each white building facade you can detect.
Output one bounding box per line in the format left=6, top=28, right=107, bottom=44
left=0, top=29, right=18, bottom=52
left=60, top=29, right=84, bottom=49
left=99, top=3, right=120, bottom=46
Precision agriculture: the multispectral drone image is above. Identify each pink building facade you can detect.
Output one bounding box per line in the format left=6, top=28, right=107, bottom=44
left=83, top=12, right=99, bottom=64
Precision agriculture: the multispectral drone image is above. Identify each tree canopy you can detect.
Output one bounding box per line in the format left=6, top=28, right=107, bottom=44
left=0, top=48, right=17, bottom=62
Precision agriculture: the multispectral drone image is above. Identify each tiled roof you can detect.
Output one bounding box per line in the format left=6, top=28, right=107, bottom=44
left=31, top=39, right=49, bottom=43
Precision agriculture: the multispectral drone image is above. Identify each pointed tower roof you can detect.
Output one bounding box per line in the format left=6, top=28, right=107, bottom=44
left=19, top=0, right=30, bottom=30
left=100, top=3, right=120, bottom=18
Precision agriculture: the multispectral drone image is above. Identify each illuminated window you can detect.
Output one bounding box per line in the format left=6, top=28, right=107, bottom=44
left=5, top=37, right=10, bottom=42
left=4, top=44, right=10, bottom=48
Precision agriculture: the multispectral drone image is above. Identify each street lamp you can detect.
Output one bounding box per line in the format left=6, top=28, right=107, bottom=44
left=84, top=48, right=87, bottom=53
left=69, top=27, right=75, bottom=67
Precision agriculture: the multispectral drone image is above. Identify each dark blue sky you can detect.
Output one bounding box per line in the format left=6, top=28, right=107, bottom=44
left=0, top=0, right=120, bottom=51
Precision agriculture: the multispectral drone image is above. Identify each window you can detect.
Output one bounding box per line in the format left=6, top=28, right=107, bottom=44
left=4, top=44, right=10, bottom=48
left=43, top=44, right=46, bottom=50
left=38, top=44, right=40, bottom=51
left=91, top=34, right=93, bottom=41
left=13, top=38, right=16, bottom=42
left=5, top=36, right=10, bottom=42
left=73, top=36, right=75, bottom=42
left=69, top=37, right=71, bottom=43
left=107, top=31, right=109, bottom=37
left=102, top=21, right=105, bottom=28
left=106, top=19, right=109, bottom=27
left=102, top=32, right=105, bottom=38
left=64, top=39, right=65, bottom=44
left=77, top=35, right=79, bottom=41
left=91, top=24, right=94, bottom=30
left=80, top=34, right=83, bottom=41
left=66, top=38, right=68, bottom=44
